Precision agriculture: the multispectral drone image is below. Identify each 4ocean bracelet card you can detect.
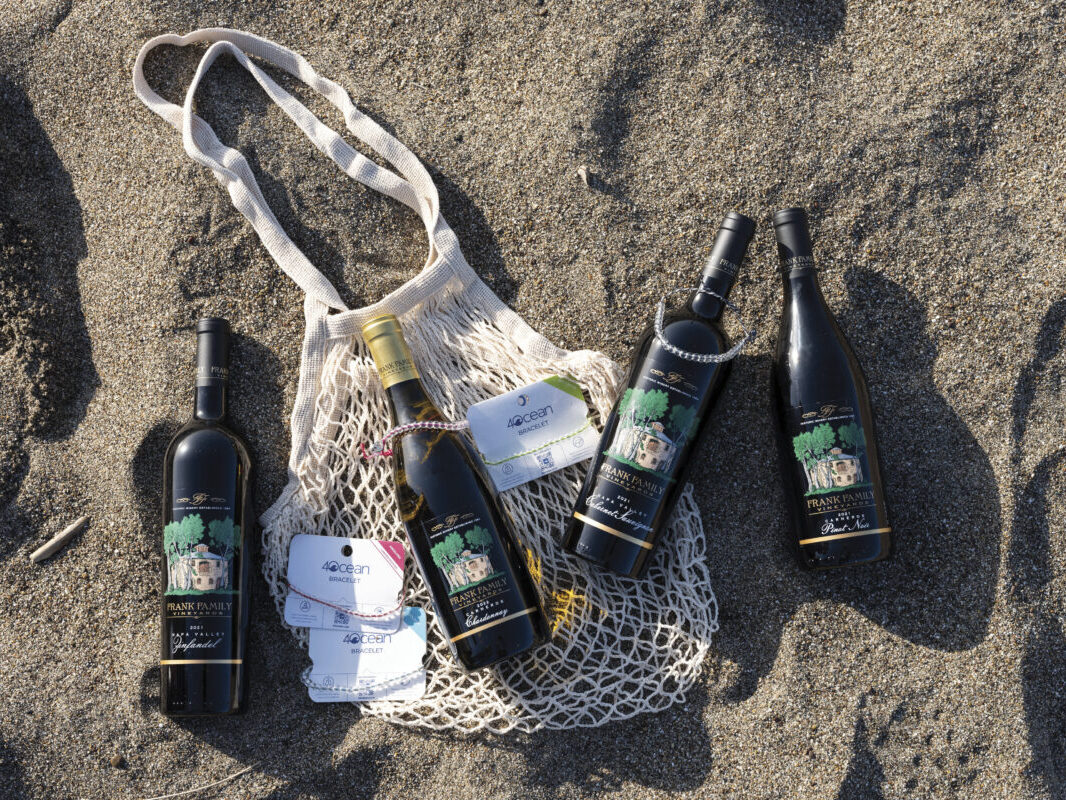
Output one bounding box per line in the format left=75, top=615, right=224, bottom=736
left=284, top=535, right=426, bottom=703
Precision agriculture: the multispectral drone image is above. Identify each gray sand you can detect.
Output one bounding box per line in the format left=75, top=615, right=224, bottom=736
left=1, top=1, right=1064, bottom=798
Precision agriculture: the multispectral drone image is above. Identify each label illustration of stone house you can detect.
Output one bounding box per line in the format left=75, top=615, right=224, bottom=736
left=610, top=421, right=677, bottom=472
left=172, top=544, right=230, bottom=591
left=814, top=447, right=864, bottom=489
left=447, top=550, right=495, bottom=590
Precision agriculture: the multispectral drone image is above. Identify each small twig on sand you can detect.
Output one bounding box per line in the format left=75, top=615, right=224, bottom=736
left=139, top=763, right=259, bottom=800
left=30, top=516, right=89, bottom=563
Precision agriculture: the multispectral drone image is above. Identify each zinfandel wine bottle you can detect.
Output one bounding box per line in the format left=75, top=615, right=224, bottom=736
left=160, top=318, right=252, bottom=715
left=363, top=315, right=549, bottom=671
left=770, top=208, right=892, bottom=568
left=563, top=212, right=756, bottom=578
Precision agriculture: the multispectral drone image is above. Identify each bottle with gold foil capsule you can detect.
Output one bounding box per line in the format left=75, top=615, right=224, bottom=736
left=362, top=315, right=549, bottom=671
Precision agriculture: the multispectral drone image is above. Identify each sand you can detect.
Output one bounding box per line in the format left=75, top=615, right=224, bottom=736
left=0, top=0, right=1064, bottom=797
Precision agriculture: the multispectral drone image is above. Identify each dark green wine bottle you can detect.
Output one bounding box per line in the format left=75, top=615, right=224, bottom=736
left=771, top=208, right=892, bottom=568
left=160, top=318, right=253, bottom=715
left=563, top=212, right=755, bottom=577
left=363, top=315, right=549, bottom=671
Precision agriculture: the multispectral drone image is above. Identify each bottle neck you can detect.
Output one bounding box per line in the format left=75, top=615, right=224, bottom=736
left=689, top=268, right=736, bottom=320
left=384, top=377, right=443, bottom=426
left=688, top=217, right=752, bottom=320
left=782, top=263, right=822, bottom=298
left=194, top=383, right=227, bottom=422
left=774, top=211, right=821, bottom=298
left=363, top=321, right=446, bottom=426
left=193, top=323, right=230, bottom=423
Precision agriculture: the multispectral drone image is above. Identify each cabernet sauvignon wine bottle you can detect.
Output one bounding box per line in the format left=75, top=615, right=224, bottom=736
left=362, top=315, right=549, bottom=671
left=562, top=212, right=755, bottom=578
left=160, top=318, right=252, bottom=715
left=770, top=208, right=892, bottom=568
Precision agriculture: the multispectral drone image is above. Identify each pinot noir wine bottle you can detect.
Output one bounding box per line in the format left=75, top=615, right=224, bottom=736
left=562, top=212, right=755, bottom=578
left=362, top=315, right=549, bottom=671
left=160, top=318, right=252, bottom=715
left=770, top=208, right=892, bottom=568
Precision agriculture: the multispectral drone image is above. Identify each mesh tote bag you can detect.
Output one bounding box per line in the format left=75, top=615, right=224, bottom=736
left=133, top=28, right=718, bottom=733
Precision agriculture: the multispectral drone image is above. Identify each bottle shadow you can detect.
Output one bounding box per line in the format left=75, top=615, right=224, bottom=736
left=821, top=267, right=1000, bottom=647
left=136, top=643, right=391, bottom=800
left=0, top=74, right=98, bottom=518
left=0, top=735, right=28, bottom=800
left=1005, top=297, right=1066, bottom=795
left=834, top=715, right=886, bottom=800
left=706, top=268, right=1000, bottom=703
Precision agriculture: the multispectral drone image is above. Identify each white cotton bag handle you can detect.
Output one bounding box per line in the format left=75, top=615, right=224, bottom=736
left=132, top=28, right=456, bottom=312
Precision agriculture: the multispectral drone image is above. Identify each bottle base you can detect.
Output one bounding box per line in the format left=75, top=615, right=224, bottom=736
left=161, top=706, right=244, bottom=717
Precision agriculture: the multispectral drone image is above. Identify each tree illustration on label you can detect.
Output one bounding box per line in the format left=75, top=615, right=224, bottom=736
left=793, top=421, right=869, bottom=495
left=164, top=513, right=237, bottom=594
left=668, top=403, right=699, bottom=448
left=430, top=525, right=502, bottom=595
left=430, top=531, right=467, bottom=591
left=607, top=387, right=679, bottom=475
left=837, top=421, right=867, bottom=456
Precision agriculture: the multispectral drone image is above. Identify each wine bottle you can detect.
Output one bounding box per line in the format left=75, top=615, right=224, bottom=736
left=160, top=318, right=252, bottom=715
left=562, top=212, right=755, bottom=578
left=770, top=208, right=892, bottom=568
left=362, top=315, right=549, bottom=671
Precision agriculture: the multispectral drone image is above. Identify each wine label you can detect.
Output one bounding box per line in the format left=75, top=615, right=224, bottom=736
left=164, top=492, right=240, bottom=597
left=284, top=535, right=406, bottom=633
left=784, top=400, right=887, bottom=544
left=161, top=600, right=239, bottom=664
left=419, top=511, right=535, bottom=641
left=575, top=349, right=711, bottom=547
left=162, top=486, right=242, bottom=665
left=465, top=375, right=598, bottom=491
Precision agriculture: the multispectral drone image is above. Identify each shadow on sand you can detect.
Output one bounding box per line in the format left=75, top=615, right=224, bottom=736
left=0, top=74, right=98, bottom=530
left=709, top=269, right=1001, bottom=704
left=1006, top=297, right=1066, bottom=797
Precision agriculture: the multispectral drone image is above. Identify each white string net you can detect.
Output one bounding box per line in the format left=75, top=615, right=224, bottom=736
left=261, top=276, right=719, bottom=733
left=132, top=25, right=718, bottom=735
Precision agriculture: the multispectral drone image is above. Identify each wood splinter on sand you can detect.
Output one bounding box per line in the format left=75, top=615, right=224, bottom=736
left=29, top=515, right=89, bottom=563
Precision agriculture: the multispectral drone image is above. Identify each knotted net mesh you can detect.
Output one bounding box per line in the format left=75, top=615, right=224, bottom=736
left=261, top=277, right=719, bottom=733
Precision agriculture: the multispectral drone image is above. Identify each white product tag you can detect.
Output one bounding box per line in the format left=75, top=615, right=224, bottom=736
left=284, top=535, right=405, bottom=633
left=307, top=607, right=427, bottom=703
left=466, top=375, right=598, bottom=492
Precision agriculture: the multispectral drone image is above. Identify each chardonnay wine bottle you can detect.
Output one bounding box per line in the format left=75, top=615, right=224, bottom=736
left=770, top=208, right=892, bottom=568
left=563, top=212, right=755, bottom=578
left=363, top=315, right=549, bottom=671
left=160, top=318, right=252, bottom=715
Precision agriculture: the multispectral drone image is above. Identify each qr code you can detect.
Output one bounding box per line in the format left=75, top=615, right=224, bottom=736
left=538, top=450, right=555, bottom=471
left=333, top=609, right=350, bottom=626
